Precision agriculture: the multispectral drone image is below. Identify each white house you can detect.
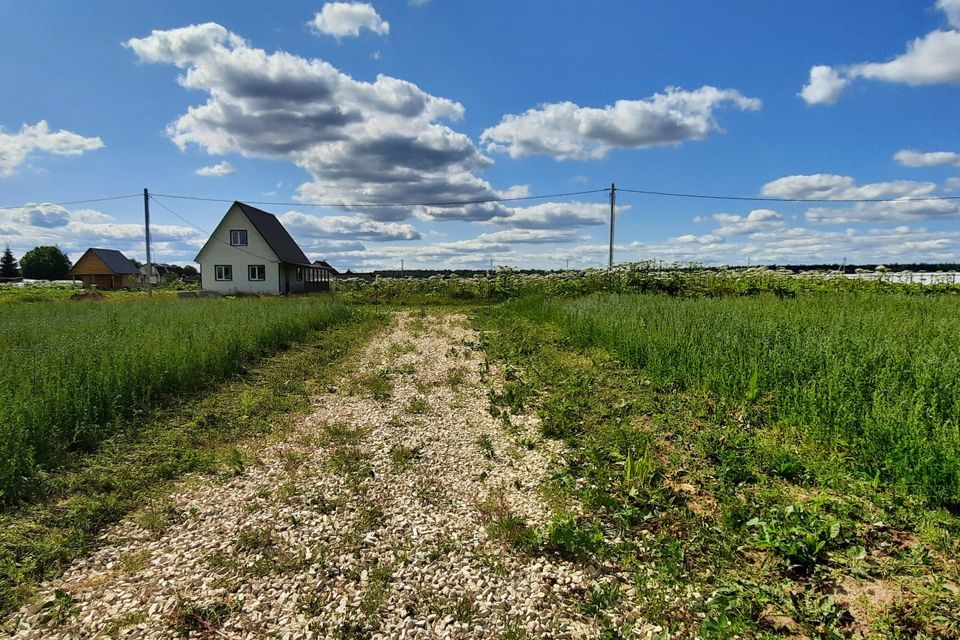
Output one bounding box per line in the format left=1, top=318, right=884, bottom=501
left=195, top=201, right=329, bottom=294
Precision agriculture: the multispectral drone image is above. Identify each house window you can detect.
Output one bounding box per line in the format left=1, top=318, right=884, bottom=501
left=230, top=229, right=248, bottom=246
left=215, top=265, right=232, bottom=281
left=248, top=264, right=266, bottom=281
left=296, top=267, right=303, bottom=281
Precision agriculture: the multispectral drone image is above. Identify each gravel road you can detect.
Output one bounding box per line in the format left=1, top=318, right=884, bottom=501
left=6, top=312, right=660, bottom=639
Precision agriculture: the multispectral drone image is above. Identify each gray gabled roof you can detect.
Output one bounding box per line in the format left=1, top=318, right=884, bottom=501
left=81, top=248, right=139, bottom=274
left=312, top=259, right=340, bottom=274
left=234, top=202, right=311, bottom=265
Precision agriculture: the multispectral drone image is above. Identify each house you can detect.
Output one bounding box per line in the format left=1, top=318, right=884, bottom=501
left=195, top=201, right=329, bottom=294
left=312, top=260, right=340, bottom=278
left=139, top=263, right=172, bottom=284
left=69, top=248, right=140, bottom=289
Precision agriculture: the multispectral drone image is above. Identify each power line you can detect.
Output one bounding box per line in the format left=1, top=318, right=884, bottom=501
left=615, top=187, right=960, bottom=203
left=148, top=195, right=280, bottom=264
left=149, top=188, right=610, bottom=208
left=0, top=193, right=141, bottom=210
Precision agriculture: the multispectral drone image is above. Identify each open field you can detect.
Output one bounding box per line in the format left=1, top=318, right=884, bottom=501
left=511, top=292, right=960, bottom=506
left=2, top=274, right=959, bottom=637
left=0, top=295, right=355, bottom=505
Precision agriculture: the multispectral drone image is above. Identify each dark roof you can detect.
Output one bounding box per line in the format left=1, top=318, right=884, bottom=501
left=78, top=248, right=139, bottom=274
left=312, top=260, right=340, bottom=275
left=235, top=202, right=311, bottom=265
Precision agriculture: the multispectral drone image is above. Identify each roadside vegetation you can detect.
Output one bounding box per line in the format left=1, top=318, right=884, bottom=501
left=0, top=296, right=355, bottom=504
left=0, top=299, right=384, bottom=617
left=475, top=292, right=960, bottom=638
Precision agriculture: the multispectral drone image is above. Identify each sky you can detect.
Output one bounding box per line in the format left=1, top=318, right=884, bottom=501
left=1, top=0, right=960, bottom=270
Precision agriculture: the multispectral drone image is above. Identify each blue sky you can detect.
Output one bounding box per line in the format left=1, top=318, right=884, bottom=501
left=2, top=0, right=959, bottom=269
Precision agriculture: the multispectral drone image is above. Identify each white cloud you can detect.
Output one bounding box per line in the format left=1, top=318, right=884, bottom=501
left=894, top=149, right=960, bottom=167
left=941, top=0, right=960, bottom=28
left=0, top=204, right=200, bottom=262
left=761, top=174, right=936, bottom=200
left=805, top=198, right=960, bottom=224
left=671, top=233, right=723, bottom=245
left=490, top=201, right=614, bottom=229
left=712, top=209, right=785, bottom=235
left=945, top=177, right=960, bottom=190
left=0, top=120, right=103, bottom=177
left=473, top=228, right=587, bottom=244
left=195, top=161, right=236, bottom=176
left=126, top=23, right=508, bottom=223
left=309, top=3, right=390, bottom=38
left=481, top=86, right=761, bottom=160
left=799, top=65, right=850, bottom=105
left=278, top=210, right=420, bottom=241
left=800, top=2, right=960, bottom=104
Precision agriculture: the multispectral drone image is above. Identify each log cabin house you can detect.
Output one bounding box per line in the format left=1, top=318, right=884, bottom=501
left=69, top=248, right=140, bottom=290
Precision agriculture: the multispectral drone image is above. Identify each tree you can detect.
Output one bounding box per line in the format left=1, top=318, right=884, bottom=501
left=0, top=246, right=20, bottom=278
left=20, top=245, right=72, bottom=280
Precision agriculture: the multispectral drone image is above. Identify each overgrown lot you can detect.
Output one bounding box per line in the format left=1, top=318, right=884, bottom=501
left=476, top=293, right=960, bottom=638
left=0, top=300, right=384, bottom=617
left=0, top=295, right=355, bottom=504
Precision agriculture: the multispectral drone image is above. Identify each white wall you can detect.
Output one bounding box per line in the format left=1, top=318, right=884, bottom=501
left=197, top=205, right=281, bottom=294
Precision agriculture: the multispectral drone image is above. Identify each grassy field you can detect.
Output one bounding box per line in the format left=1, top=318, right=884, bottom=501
left=0, top=298, right=384, bottom=616
left=518, top=292, right=960, bottom=507
left=0, top=295, right=355, bottom=505
left=475, top=291, right=960, bottom=637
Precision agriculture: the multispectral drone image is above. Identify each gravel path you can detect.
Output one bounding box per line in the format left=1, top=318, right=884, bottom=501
left=6, top=312, right=653, bottom=639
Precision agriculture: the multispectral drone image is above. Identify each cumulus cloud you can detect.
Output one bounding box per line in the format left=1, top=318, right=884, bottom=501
left=309, top=2, right=389, bottom=38
left=278, top=210, right=420, bottom=240
left=712, top=209, right=785, bottom=235
left=801, top=1, right=960, bottom=104
left=126, top=23, right=509, bottom=223
left=490, top=201, right=613, bottom=229
left=760, top=173, right=936, bottom=200
left=0, top=120, right=103, bottom=177
left=0, top=204, right=200, bottom=261
left=480, top=86, right=761, bottom=160
left=472, top=228, right=587, bottom=244
left=805, top=198, right=960, bottom=224
left=671, top=233, right=723, bottom=245
left=895, top=149, right=960, bottom=167
left=195, top=161, right=236, bottom=176
left=799, top=66, right=850, bottom=105
left=945, top=177, right=960, bottom=190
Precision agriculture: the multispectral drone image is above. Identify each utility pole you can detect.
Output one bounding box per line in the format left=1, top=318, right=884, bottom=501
left=608, top=183, right=616, bottom=269
left=401, top=258, right=404, bottom=275
left=566, top=257, right=570, bottom=270
left=143, top=188, right=153, bottom=297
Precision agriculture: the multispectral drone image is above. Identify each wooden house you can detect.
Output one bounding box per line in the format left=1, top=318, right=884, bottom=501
left=69, top=248, right=140, bottom=290
left=195, top=202, right=329, bottom=294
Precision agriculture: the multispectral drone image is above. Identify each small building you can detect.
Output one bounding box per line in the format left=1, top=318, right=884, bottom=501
left=312, top=260, right=341, bottom=278
left=69, top=248, right=140, bottom=290
left=195, top=201, right=329, bottom=294
left=139, top=263, right=173, bottom=284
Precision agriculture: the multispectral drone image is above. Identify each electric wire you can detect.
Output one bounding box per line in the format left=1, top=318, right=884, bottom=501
left=615, top=187, right=960, bottom=203
left=0, top=193, right=141, bottom=210
left=149, top=188, right=610, bottom=208
left=148, top=195, right=280, bottom=264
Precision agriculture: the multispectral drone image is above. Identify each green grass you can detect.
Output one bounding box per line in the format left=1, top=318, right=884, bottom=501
left=0, top=307, right=384, bottom=619
left=475, top=294, right=960, bottom=638
left=500, top=292, right=960, bottom=507
left=0, top=295, right=355, bottom=505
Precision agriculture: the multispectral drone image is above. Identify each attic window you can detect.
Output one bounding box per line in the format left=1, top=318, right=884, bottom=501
left=230, top=229, right=248, bottom=246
